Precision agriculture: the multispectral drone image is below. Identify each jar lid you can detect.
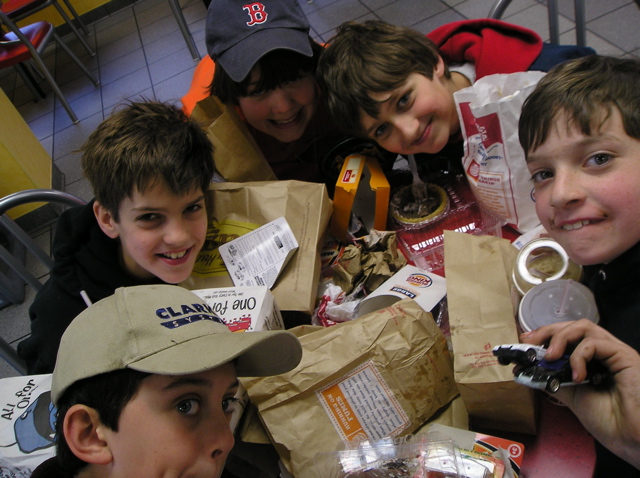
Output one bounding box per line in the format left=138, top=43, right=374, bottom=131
left=518, top=279, right=599, bottom=332
left=512, top=238, right=582, bottom=296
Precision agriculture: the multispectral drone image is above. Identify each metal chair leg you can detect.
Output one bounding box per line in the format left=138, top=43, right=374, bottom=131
left=167, top=0, right=201, bottom=61
left=547, top=0, right=559, bottom=45
left=60, top=0, right=90, bottom=35
left=0, top=337, right=28, bottom=375
left=14, top=63, right=46, bottom=101
left=53, top=2, right=95, bottom=56
left=53, top=32, right=99, bottom=86
left=574, top=0, right=586, bottom=47
left=26, top=33, right=87, bottom=123
left=488, top=0, right=512, bottom=19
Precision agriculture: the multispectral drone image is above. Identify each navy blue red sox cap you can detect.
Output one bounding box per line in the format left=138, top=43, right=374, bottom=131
left=206, top=0, right=313, bottom=82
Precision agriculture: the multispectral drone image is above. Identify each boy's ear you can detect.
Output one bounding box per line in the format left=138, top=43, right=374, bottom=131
left=434, top=55, right=446, bottom=78
left=63, top=405, right=113, bottom=465
left=93, top=201, right=119, bottom=239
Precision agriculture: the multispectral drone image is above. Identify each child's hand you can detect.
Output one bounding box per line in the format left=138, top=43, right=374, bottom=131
left=520, top=319, right=640, bottom=468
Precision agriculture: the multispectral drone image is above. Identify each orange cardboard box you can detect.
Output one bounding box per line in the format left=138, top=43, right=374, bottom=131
left=330, top=154, right=390, bottom=241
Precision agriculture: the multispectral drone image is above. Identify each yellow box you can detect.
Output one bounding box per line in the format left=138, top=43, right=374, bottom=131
left=330, top=154, right=390, bottom=241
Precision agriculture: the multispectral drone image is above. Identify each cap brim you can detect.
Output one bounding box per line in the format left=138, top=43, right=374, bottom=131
left=215, top=27, right=313, bottom=82
left=129, top=329, right=302, bottom=377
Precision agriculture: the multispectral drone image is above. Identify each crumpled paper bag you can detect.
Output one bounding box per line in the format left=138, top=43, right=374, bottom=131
left=191, top=95, right=277, bottom=182
left=183, top=180, right=332, bottom=315
left=242, top=299, right=458, bottom=478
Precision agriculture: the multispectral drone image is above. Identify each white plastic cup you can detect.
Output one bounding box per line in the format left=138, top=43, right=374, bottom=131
left=518, top=279, right=599, bottom=332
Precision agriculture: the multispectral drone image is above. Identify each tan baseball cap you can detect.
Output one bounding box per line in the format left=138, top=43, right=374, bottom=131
left=52, top=284, right=302, bottom=405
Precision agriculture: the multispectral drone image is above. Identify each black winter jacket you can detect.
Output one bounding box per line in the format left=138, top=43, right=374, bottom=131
left=583, top=240, right=640, bottom=478
left=17, top=201, right=162, bottom=374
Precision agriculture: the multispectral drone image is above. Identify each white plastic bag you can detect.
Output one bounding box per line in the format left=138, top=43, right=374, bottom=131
left=455, top=71, right=546, bottom=234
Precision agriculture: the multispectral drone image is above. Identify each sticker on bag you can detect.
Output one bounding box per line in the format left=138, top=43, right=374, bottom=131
left=455, top=71, right=546, bottom=234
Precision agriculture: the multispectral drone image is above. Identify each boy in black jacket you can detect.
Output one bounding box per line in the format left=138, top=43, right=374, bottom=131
left=17, top=101, right=216, bottom=374
left=519, top=55, right=640, bottom=477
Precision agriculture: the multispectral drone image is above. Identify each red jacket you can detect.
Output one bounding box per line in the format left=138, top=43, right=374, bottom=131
left=427, top=18, right=543, bottom=80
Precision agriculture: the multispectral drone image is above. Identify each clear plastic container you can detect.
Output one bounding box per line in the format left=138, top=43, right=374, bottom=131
left=391, top=168, right=502, bottom=276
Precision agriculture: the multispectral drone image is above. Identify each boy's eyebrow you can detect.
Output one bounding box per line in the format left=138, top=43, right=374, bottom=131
left=163, top=376, right=240, bottom=392
left=526, top=134, right=616, bottom=163
left=131, top=195, right=206, bottom=212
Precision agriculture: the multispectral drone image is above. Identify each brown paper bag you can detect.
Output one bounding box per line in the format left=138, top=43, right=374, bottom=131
left=182, top=180, right=332, bottom=315
left=242, top=299, right=459, bottom=478
left=191, top=95, right=277, bottom=182
left=444, top=231, right=538, bottom=434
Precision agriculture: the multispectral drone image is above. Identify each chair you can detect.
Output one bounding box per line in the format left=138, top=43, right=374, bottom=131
left=0, top=10, right=100, bottom=124
left=1, top=0, right=95, bottom=56
left=0, top=189, right=86, bottom=375
left=489, top=0, right=586, bottom=47
left=167, top=0, right=200, bottom=60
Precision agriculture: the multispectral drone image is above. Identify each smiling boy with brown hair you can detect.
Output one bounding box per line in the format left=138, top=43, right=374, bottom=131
left=18, top=101, right=217, bottom=374
left=518, top=54, right=640, bottom=476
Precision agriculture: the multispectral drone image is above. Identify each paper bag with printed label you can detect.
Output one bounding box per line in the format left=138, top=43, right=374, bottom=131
left=191, top=95, right=277, bottom=182
left=444, top=230, right=538, bottom=435
left=182, top=180, right=332, bottom=315
left=242, top=299, right=458, bottom=478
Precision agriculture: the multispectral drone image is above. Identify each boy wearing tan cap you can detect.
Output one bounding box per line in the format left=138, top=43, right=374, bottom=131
left=32, top=284, right=302, bottom=478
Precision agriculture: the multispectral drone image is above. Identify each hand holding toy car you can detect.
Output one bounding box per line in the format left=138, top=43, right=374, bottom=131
left=520, top=319, right=640, bottom=470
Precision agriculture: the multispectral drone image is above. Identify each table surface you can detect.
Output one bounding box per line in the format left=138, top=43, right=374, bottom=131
left=477, top=394, right=596, bottom=478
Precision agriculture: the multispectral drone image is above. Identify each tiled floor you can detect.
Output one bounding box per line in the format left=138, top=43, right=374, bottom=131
left=1, top=0, right=640, bottom=378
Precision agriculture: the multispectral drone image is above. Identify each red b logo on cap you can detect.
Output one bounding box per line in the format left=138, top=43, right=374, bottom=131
left=243, top=2, right=268, bottom=26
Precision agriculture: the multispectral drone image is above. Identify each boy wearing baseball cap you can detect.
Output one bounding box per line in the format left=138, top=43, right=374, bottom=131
left=181, top=0, right=348, bottom=186
left=32, top=284, right=302, bottom=478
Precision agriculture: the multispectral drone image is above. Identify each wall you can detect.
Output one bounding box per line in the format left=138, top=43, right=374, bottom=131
left=14, top=0, right=110, bottom=28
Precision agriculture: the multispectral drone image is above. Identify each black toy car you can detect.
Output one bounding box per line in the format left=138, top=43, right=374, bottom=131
left=492, top=344, right=547, bottom=366
left=512, top=354, right=609, bottom=393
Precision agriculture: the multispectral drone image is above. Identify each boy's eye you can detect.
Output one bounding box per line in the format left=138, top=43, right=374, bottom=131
left=177, top=398, right=201, bottom=416
left=248, top=86, right=268, bottom=97
left=374, top=123, right=390, bottom=138
left=137, top=213, right=161, bottom=222
left=586, top=153, right=612, bottom=167
left=397, top=93, right=410, bottom=109
left=222, top=397, right=241, bottom=415
left=185, top=203, right=204, bottom=214
left=530, top=169, right=554, bottom=184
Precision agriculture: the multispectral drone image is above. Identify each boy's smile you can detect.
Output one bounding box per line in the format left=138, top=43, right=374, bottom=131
left=99, top=364, right=238, bottom=478
left=238, top=69, right=317, bottom=144
left=359, top=61, right=464, bottom=156
left=526, top=109, right=640, bottom=266
left=95, top=182, right=207, bottom=284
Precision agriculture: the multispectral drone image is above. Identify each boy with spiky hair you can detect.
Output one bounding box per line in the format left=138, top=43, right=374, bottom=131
left=18, top=101, right=217, bottom=374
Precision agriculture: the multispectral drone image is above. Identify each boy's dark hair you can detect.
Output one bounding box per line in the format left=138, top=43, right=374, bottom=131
left=81, top=101, right=216, bottom=221
left=55, top=368, right=151, bottom=476
left=316, top=20, right=450, bottom=136
left=519, top=55, right=640, bottom=155
left=210, top=39, right=324, bottom=105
